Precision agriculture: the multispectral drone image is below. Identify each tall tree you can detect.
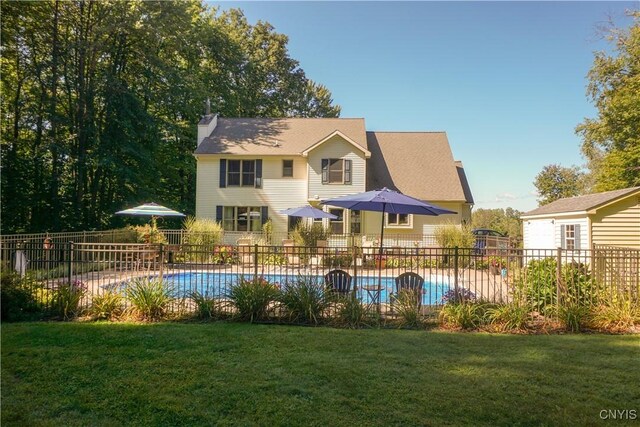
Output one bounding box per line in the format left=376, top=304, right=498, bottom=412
left=1, top=1, right=341, bottom=233
left=576, top=11, right=640, bottom=191
left=534, top=164, right=585, bottom=206
left=471, top=208, right=522, bottom=240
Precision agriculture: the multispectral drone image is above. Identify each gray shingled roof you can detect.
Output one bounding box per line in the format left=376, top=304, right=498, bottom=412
left=366, top=132, right=470, bottom=202
left=522, top=187, right=640, bottom=216
left=194, top=117, right=367, bottom=155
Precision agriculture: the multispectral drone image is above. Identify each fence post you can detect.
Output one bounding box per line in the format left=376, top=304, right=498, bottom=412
left=352, top=242, right=358, bottom=293
left=454, top=246, right=459, bottom=299
left=159, top=243, right=164, bottom=281
left=254, top=244, right=259, bottom=282
left=556, top=247, right=563, bottom=307
left=68, top=241, right=74, bottom=284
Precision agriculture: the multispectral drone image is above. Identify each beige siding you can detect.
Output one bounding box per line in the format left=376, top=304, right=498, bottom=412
left=591, top=195, right=640, bottom=248
left=195, top=155, right=307, bottom=234
left=307, top=134, right=367, bottom=200
left=361, top=201, right=465, bottom=236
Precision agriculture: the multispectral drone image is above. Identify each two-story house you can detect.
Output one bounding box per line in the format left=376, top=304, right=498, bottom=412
left=194, top=114, right=473, bottom=240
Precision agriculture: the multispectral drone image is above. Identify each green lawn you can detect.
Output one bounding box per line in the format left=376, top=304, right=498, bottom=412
left=2, top=323, right=639, bottom=426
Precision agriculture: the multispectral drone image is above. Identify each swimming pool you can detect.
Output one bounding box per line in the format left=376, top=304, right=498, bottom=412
left=148, top=272, right=452, bottom=305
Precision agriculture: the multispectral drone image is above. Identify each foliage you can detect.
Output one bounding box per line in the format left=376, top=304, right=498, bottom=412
left=278, top=277, right=329, bottom=325
left=262, top=219, right=274, bottom=244
left=555, top=302, right=590, bottom=332
left=125, top=278, right=173, bottom=321
left=576, top=12, right=640, bottom=191
left=487, top=303, right=531, bottom=331
left=258, top=252, right=287, bottom=266
left=0, top=271, right=44, bottom=321
left=434, top=223, right=475, bottom=248
left=291, top=222, right=330, bottom=247
left=190, top=292, right=223, bottom=320
left=534, top=164, right=586, bottom=206
left=439, top=302, right=489, bottom=329
left=129, top=224, right=168, bottom=244
left=0, top=2, right=341, bottom=234
left=589, top=296, right=640, bottom=332
left=52, top=280, right=87, bottom=320
left=227, top=277, right=279, bottom=322
left=441, top=288, right=477, bottom=304
left=212, top=246, right=238, bottom=265
left=323, top=254, right=353, bottom=268
left=334, top=294, right=371, bottom=328
left=471, top=207, right=522, bottom=244
left=392, top=289, right=423, bottom=328
left=182, top=217, right=224, bottom=247
left=90, top=291, right=124, bottom=320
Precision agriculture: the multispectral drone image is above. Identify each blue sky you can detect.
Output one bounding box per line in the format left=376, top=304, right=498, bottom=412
left=213, top=1, right=637, bottom=212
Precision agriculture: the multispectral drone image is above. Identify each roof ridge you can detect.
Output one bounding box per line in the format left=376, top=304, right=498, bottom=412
left=219, top=117, right=365, bottom=120
left=367, top=130, right=446, bottom=134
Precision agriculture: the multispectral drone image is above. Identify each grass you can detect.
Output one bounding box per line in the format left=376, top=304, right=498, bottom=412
left=2, top=323, right=639, bottom=426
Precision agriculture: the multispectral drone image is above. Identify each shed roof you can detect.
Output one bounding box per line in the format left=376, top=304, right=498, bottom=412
left=522, top=187, right=640, bottom=217
left=194, top=117, right=367, bottom=155
left=365, top=131, right=471, bottom=202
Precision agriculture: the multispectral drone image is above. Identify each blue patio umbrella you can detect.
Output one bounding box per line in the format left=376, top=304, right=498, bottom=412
left=279, top=205, right=338, bottom=219
left=322, top=188, right=456, bottom=292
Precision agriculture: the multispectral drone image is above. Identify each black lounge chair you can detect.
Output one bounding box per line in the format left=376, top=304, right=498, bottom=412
left=324, top=269, right=352, bottom=296
left=394, top=272, right=425, bottom=308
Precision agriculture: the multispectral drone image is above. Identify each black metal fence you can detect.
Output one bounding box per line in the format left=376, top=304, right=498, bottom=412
left=2, top=240, right=637, bottom=318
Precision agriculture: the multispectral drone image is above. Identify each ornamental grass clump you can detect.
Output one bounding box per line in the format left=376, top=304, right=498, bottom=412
left=589, top=296, right=640, bottom=332
left=53, top=280, right=87, bottom=320
left=90, top=290, right=124, bottom=320
left=334, top=294, right=371, bottom=329
left=487, top=302, right=531, bottom=332
left=279, top=277, right=330, bottom=325
left=126, top=278, right=173, bottom=321
left=181, top=216, right=224, bottom=262
left=439, top=302, right=490, bottom=330
left=228, top=277, right=279, bottom=323
left=392, top=289, right=423, bottom=328
left=190, top=291, right=224, bottom=320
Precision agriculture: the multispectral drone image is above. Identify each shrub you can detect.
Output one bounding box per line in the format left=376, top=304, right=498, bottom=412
left=291, top=222, right=329, bottom=247
left=129, top=224, right=168, bottom=244
left=279, top=277, right=329, bottom=324
left=439, top=302, right=489, bottom=329
left=323, top=254, right=353, bottom=268
left=181, top=217, right=224, bottom=262
left=90, top=290, right=124, bottom=320
left=434, top=223, right=475, bottom=248
left=441, top=287, right=477, bottom=304
left=212, top=245, right=238, bottom=265
left=555, top=301, right=590, bottom=332
left=334, top=294, right=371, bottom=328
left=487, top=303, right=531, bottom=331
left=589, top=297, right=640, bottom=332
left=259, top=252, right=287, bottom=266
left=53, top=280, right=87, bottom=320
left=392, top=289, right=423, bottom=328
left=126, top=278, right=173, bottom=320
left=0, top=271, right=44, bottom=321
left=191, top=291, right=223, bottom=320
left=228, top=277, right=279, bottom=322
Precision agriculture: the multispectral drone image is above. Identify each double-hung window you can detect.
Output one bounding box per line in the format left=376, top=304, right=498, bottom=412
left=562, top=224, right=580, bottom=250
left=220, top=159, right=261, bottom=188
left=321, top=159, right=352, bottom=184
left=227, top=160, right=256, bottom=187
left=222, top=206, right=262, bottom=232
left=282, top=160, right=293, bottom=177
left=387, top=213, right=411, bottom=227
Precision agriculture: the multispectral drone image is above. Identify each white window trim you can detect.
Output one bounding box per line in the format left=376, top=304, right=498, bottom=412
left=227, top=160, right=256, bottom=187
left=385, top=213, right=413, bottom=229
left=222, top=206, right=262, bottom=232
left=282, top=159, right=294, bottom=178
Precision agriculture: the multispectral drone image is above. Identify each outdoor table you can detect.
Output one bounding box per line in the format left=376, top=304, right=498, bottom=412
left=361, top=284, right=382, bottom=312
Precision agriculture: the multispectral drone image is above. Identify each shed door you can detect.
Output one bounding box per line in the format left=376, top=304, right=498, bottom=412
left=526, top=219, right=555, bottom=250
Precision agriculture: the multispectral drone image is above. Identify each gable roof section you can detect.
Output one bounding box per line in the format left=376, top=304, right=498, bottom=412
left=522, top=187, right=640, bottom=217
left=366, top=131, right=469, bottom=202
left=194, top=117, right=367, bottom=156
left=301, top=130, right=371, bottom=158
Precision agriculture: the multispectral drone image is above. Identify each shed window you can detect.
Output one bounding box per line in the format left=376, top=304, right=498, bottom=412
left=561, top=224, right=581, bottom=250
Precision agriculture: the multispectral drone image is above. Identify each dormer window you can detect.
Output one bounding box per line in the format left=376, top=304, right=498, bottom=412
left=321, top=158, right=352, bottom=184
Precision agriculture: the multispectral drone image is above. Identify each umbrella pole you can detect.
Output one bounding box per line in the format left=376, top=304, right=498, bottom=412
left=377, top=203, right=386, bottom=314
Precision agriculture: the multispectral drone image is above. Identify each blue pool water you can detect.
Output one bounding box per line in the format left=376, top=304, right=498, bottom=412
left=142, top=272, right=451, bottom=306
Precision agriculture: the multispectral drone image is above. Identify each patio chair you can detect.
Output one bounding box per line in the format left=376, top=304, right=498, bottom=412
left=282, top=239, right=300, bottom=266
left=393, top=272, right=425, bottom=309
left=324, top=269, right=352, bottom=296
left=237, top=238, right=253, bottom=265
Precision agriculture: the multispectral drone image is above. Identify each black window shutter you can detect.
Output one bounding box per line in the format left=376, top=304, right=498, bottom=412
left=216, top=205, right=223, bottom=222
left=261, top=206, right=268, bottom=226
left=345, top=159, right=352, bottom=184
left=219, top=159, right=227, bottom=188
left=560, top=224, right=566, bottom=249
left=255, top=159, right=262, bottom=188
left=321, top=159, right=328, bottom=184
